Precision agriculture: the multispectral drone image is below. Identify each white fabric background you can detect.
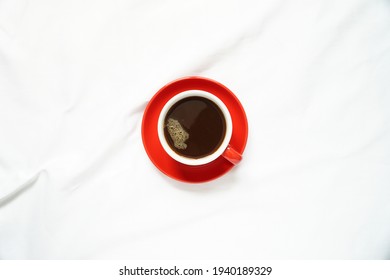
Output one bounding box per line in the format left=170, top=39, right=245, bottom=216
left=1, top=0, right=390, bottom=259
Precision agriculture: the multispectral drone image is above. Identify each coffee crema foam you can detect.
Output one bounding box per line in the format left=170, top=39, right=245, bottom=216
left=166, top=118, right=189, bottom=150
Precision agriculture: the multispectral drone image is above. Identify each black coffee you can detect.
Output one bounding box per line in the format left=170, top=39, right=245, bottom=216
left=164, top=96, right=226, bottom=159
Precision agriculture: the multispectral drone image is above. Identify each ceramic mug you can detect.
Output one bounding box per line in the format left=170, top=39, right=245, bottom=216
left=157, top=90, right=242, bottom=166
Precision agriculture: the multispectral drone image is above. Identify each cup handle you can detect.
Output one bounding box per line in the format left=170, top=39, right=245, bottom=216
left=222, top=144, right=242, bottom=165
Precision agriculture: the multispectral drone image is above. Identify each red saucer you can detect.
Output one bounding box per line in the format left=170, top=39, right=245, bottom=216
left=142, top=76, right=248, bottom=183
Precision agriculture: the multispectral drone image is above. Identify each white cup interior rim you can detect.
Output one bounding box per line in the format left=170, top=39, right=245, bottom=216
left=157, top=90, right=233, bottom=166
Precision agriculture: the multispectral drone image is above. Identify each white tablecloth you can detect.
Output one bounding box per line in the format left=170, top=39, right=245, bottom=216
left=1, top=0, right=390, bottom=259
